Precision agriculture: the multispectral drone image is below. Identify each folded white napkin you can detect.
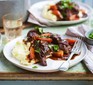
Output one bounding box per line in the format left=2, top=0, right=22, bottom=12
left=66, top=24, right=93, bottom=73
left=28, top=13, right=60, bottom=27
left=28, top=13, right=48, bottom=27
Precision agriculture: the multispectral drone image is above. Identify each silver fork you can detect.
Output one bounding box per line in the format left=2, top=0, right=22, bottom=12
left=58, top=38, right=82, bottom=71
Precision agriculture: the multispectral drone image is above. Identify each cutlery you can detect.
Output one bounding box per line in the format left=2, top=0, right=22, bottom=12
left=58, top=39, right=82, bottom=71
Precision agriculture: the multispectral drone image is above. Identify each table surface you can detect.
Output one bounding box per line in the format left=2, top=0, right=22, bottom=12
left=0, top=20, right=93, bottom=80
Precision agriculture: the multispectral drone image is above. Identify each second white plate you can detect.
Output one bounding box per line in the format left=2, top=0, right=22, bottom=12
left=29, top=0, right=92, bottom=25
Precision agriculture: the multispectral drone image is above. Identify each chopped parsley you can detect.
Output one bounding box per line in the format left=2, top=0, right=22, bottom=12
left=48, top=45, right=59, bottom=52
left=89, top=32, right=93, bottom=39
left=60, top=0, right=74, bottom=9
left=32, top=66, right=38, bottom=68
left=53, top=45, right=59, bottom=52
left=61, top=0, right=71, bottom=3
left=35, top=48, right=40, bottom=53
left=35, top=27, right=43, bottom=34
left=48, top=45, right=53, bottom=49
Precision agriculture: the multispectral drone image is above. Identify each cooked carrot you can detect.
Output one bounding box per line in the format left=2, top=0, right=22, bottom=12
left=52, top=10, right=63, bottom=19
left=50, top=5, right=57, bottom=10
left=69, top=15, right=79, bottom=20
left=30, top=47, right=35, bottom=59
left=66, top=39, right=76, bottom=45
left=36, top=37, right=52, bottom=43
left=41, top=33, right=51, bottom=37
left=53, top=50, right=64, bottom=58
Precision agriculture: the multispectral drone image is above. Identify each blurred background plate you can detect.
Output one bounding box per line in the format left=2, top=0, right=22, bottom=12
left=29, top=0, right=92, bottom=25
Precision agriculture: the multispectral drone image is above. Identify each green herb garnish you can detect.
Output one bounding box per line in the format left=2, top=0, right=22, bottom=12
left=32, top=66, right=38, bottom=68
left=53, top=45, right=59, bottom=52
left=48, top=45, right=59, bottom=52
left=60, top=0, right=74, bottom=9
left=35, top=27, right=43, bottom=34
left=89, top=32, right=93, bottom=39
left=48, top=45, right=53, bottom=49
left=35, top=48, right=40, bottom=53
left=61, top=0, right=71, bottom=3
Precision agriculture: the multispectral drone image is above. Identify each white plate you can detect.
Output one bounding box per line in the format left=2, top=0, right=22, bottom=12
left=29, top=0, right=92, bottom=25
left=3, top=35, right=87, bottom=73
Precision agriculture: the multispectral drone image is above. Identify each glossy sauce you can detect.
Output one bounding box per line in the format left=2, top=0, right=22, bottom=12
left=49, top=54, right=80, bottom=61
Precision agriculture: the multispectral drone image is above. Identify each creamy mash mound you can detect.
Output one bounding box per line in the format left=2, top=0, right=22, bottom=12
left=42, top=4, right=57, bottom=21
left=12, top=41, right=31, bottom=65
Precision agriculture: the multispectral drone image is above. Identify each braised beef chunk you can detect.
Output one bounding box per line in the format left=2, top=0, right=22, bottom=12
left=50, top=34, right=72, bottom=54
left=35, top=52, right=47, bottom=66
left=56, top=1, right=62, bottom=9
left=60, top=44, right=71, bottom=54
left=50, top=34, right=61, bottom=44
left=71, top=3, right=79, bottom=14
left=27, top=30, right=38, bottom=37
left=27, top=30, right=39, bottom=42
left=34, top=41, right=50, bottom=66
left=65, top=8, right=73, bottom=20
left=82, top=13, right=87, bottom=18
left=59, top=39, right=69, bottom=46
left=59, top=40, right=72, bottom=54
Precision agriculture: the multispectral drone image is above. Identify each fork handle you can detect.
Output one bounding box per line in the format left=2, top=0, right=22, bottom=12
left=59, top=53, right=74, bottom=67
left=67, top=52, right=74, bottom=61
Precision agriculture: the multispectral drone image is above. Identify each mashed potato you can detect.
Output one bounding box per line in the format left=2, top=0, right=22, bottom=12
left=42, top=4, right=57, bottom=21
left=12, top=41, right=32, bottom=65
